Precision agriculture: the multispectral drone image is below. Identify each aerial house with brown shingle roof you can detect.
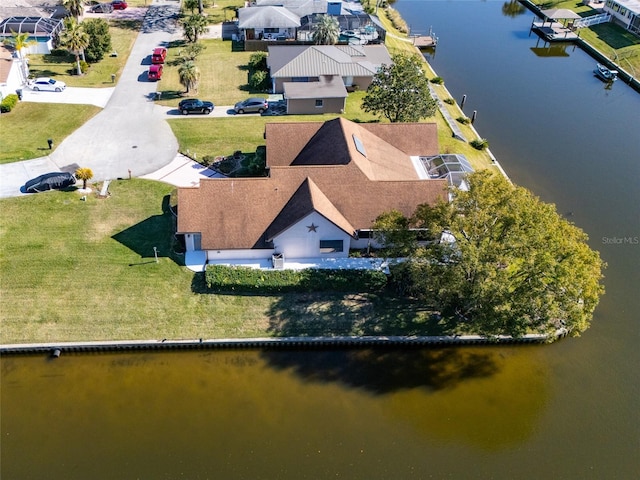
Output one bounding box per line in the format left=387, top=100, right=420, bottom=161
left=177, top=118, right=448, bottom=271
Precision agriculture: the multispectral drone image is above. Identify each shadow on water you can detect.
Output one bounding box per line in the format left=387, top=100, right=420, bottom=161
left=260, top=347, right=500, bottom=395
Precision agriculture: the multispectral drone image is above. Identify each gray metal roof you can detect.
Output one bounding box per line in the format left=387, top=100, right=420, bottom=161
left=284, top=74, right=348, bottom=99
left=268, top=44, right=391, bottom=79
left=238, top=6, right=301, bottom=29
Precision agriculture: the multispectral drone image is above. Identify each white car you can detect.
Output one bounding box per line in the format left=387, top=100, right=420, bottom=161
left=30, top=77, right=67, bottom=92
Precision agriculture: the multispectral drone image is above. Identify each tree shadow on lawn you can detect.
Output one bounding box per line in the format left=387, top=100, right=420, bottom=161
left=110, top=19, right=143, bottom=31
left=266, top=292, right=458, bottom=338
left=111, top=194, right=182, bottom=264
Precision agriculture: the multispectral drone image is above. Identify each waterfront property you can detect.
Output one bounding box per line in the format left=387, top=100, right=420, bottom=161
left=177, top=118, right=448, bottom=272
left=531, top=9, right=581, bottom=41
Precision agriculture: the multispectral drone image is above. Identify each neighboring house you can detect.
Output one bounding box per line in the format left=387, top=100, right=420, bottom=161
left=240, top=0, right=386, bottom=43
left=177, top=118, right=448, bottom=271
left=237, top=6, right=301, bottom=41
left=0, top=16, right=64, bottom=54
left=603, top=0, right=640, bottom=34
left=267, top=43, right=392, bottom=94
left=0, top=45, right=23, bottom=99
left=283, top=74, right=347, bottom=114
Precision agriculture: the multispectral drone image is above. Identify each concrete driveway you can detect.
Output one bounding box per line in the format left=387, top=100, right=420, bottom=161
left=0, top=1, right=182, bottom=198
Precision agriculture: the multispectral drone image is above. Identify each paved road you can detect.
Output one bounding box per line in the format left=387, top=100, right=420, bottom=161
left=0, top=1, right=183, bottom=198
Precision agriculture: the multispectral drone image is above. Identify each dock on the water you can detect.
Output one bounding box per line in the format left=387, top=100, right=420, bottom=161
left=530, top=8, right=581, bottom=42
left=413, top=35, right=438, bottom=49
left=531, top=21, right=579, bottom=41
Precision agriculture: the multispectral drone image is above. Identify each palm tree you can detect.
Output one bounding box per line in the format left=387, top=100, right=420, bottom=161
left=178, top=61, right=200, bottom=93
left=62, top=0, right=84, bottom=21
left=181, top=14, right=209, bottom=43
left=75, top=167, right=93, bottom=190
left=2, top=31, right=36, bottom=83
left=312, top=15, right=339, bottom=45
left=59, top=18, right=90, bottom=75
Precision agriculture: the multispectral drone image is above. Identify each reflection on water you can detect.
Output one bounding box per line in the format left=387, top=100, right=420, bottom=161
left=1, top=347, right=547, bottom=478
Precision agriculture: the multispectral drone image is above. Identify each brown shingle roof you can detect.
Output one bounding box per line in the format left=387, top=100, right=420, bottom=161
left=178, top=119, right=447, bottom=250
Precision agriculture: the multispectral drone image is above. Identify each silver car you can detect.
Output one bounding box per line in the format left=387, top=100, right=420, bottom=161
left=30, top=77, right=67, bottom=92
left=234, top=97, right=268, bottom=114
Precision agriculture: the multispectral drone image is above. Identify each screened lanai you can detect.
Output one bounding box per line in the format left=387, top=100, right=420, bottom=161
left=420, top=154, right=474, bottom=190
left=0, top=17, right=63, bottom=54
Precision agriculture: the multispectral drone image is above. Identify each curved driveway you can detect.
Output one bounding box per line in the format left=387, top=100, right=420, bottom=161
left=0, top=2, right=182, bottom=198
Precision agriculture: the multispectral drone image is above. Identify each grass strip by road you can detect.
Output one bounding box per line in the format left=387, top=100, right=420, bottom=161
left=0, top=103, right=100, bottom=164
left=0, top=179, right=454, bottom=344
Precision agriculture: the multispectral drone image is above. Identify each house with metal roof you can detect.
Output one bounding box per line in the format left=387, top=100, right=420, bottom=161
left=176, top=118, right=448, bottom=272
left=237, top=6, right=301, bottom=41
left=0, top=16, right=64, bottom=54
left=267, top=44, right=391, bottom=94
left=283, top=74, right=347, bottom=114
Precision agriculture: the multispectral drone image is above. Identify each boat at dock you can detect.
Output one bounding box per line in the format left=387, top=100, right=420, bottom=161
left=594, top=63, right=618, bottom=82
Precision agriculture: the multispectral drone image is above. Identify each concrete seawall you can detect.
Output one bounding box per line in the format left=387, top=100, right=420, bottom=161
left=0, top=331, right=568, bottom=355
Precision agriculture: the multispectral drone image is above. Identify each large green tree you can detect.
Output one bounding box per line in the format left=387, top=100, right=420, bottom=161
left=362, top=53, right=437, bottom=123
left=178, top=60, right=200, bottom=93
left=181, top=14, right=209, bottom=43
left=83, top=18, right=112, bottom=62
left=312, top=14, right=339, bottom=45
left=59, top=18, right=90, bottom=75
left=376, top=171, right=605, bottom=339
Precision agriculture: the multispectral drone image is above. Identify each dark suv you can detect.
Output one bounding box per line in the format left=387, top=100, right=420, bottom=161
left=234, top=97, right=268, bottom=114
left=178, top=99, right=214, bottom=115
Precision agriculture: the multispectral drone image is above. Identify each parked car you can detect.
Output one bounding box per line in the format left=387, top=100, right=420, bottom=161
left=178, top=99, right=214, bottom=115
left=111, top=0, right=128, bottom=9
left=24, top=172, right=76, bottom=193
left=234, top=97, right=269, bottom=114
left=89, top=3, right=114, bottom=13
left=148, top=64, right=163, bottom=81
left=151, top=47, right=167, bottom=65
left=29, top=77, right=66, bottom=92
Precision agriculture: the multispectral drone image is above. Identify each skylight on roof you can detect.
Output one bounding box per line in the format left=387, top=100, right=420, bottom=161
left=352, top=134, right=367, bottom=157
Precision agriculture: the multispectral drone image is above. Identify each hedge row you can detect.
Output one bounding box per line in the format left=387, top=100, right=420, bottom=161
left=205, top=265, right=388, bottom=293
left=0, top=94, right=19, bottom=113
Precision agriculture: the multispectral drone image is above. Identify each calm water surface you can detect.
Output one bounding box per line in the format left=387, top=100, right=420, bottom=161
left=2, top=2, right=639, bottom=478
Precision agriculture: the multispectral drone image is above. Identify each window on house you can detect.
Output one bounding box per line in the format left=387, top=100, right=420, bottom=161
left=315, top=99, right=323, bottom=107
left=264, top=28, right=279, bottom=34
left=320, top=240, right=343, bottom=253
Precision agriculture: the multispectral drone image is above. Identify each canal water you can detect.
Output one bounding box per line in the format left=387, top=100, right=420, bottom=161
left=2, top=2, right=639, bottom=478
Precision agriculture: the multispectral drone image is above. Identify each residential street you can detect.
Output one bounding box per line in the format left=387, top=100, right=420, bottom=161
left=0, top=1, right=225, bottom=198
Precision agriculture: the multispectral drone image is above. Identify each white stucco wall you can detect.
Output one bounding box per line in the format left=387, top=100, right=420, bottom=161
left=273, top=212, right=352, bottom=259
left=206, top=248, right=275, bottom=261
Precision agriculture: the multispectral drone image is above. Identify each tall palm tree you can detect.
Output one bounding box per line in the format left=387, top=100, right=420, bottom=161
left=2, top=31, right=35, bottom=82
left=59, top=18, right=90, bottom=75
left=62, top=0, right=84, bottom=21
left=180, top=14, right=209, bottom=43
left=312, top=15, right=339, bottom=45
left=178, top=61, right=200, bottom=93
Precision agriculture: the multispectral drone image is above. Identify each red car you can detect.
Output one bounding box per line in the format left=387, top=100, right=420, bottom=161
left=151, top=47, right=167, bottom=65
left=111, top=1, right=128, bottom=10
left=148, top=64, right=163, bottom=81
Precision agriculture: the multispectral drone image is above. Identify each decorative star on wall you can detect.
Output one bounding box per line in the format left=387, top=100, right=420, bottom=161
left=307, top=223, right=318, bottom=232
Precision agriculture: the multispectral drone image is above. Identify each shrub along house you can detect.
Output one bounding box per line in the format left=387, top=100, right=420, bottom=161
left=177, top=118, right=448, bottom=272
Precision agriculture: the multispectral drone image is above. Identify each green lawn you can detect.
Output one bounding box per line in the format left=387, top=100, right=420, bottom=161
left=28, top=21, right=140, bottom=87
left=0, top=103, right=101, bottom=164
left=0, top=179, right=451, bottom=344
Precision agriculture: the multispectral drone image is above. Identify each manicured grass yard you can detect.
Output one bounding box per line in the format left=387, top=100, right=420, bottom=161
left=27, top=21, right=140, bottom=87
left=0, top=103, right=100, bottom=164
left=0, top=180, right=452, bottom=344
